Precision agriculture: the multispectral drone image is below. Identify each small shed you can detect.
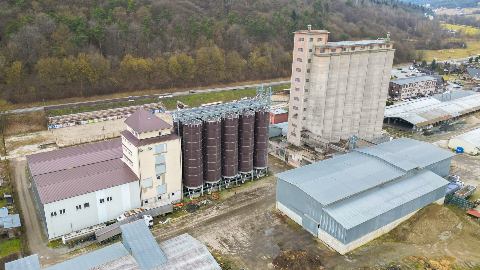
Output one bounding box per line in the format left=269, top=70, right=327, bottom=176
left=270, top=108, right=288, bottom=124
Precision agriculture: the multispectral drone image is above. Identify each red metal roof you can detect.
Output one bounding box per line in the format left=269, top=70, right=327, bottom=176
left=26, top=139, right=138, bottom=204
left=124, top=108, right=171, bottom=133
left=467, top=209, right=480, bottom=218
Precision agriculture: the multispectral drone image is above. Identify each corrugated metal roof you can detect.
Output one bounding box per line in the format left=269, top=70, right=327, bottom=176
left=276, top=138, right=453, bottom=206
left=1, top=214, right=21, bottom=229
left=121, top=220, right=167, bottom=270
left=125, top=108, right=172, bottom=133
left=5, top=255, right=40, bottom=270
left=324, top=170, right=448, bottom=229
left=451, top=127, right=480, bottom=147
left=157, top=234, right=221, bottom=270
left=467, top=67, right=480, bottom=78
left=384, top=91, right=480, bottom=126
left=27, top=139, right=138, bottom=204
left=44, top=242, right=129, bottom=270
left=391, top=75, right=437, bottom=85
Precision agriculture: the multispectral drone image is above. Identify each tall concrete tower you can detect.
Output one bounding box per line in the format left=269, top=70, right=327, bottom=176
left=287, top=26, right=395, bottom=146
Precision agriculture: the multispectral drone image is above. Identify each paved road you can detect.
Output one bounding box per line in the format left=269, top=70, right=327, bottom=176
left=11, top=159, right=62, bottom=260
left=2, top=80, right=290, bottom=115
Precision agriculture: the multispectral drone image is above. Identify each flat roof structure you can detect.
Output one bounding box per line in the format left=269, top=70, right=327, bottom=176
left=384, top=90, right=480, bottom=128
left=390, top=75, right=437, bottom=85
left=26, top=139, right=138, bottom=204
left=6, top=221, right=220, bottom=270
left=326, top=39, right=388, bottom=47
left=276, top=138, right=453, bottom=254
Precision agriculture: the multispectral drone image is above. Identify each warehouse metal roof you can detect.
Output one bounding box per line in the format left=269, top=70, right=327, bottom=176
left=276, top=138, right=454, bottom=206
left=121, top=220, right=167, bottom=269
left=450, top=127, right=480, bottom=147
left=125, top=108, right=172, bottom=133
left=26, top=139, right=138, bottom=204
left=6, top=226, right=220, bottom=270
left=384, top=90, right=480, bottom=127
left=44, top=243, right=129, bottom=270
left=5, top=255, right=40, bottom=270
left=324, top=170, right=448, bottom=229
left=390, top=75, right=437, bottom=85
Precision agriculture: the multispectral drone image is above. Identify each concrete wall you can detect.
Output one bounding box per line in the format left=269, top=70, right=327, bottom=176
left=305, top=49, right=394, bottom=142
left=389, top=79, right=437, bottom=100
left=43, top=181, right=140, bottom=239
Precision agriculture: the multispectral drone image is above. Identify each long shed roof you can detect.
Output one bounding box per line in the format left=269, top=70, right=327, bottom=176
left=384, top=90, right=480, bottom=126
left=276, top=138, right=453, bottom=206
left=450, top=127, right=480, bottom=147
left=26, top=139, right=138, bottom=204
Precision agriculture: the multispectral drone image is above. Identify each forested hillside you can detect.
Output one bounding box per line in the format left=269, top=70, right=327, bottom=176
left=0, top=0, right=453, bottom=103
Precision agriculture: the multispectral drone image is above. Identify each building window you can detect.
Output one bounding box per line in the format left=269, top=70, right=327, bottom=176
left=342, top=48, right=347, bottom=52
left=306, top=79, right=309, bottom=82
left=144, top=199, right=149, bottom=204
left=295, top=78, right=300, bottom=82
left=309, top=38, right=313, bottom=42
left=351, top=47, right=356, bottom=51
left=307, top=69, right=310, bottom=73
left=100, top=198, right=105, bottom=204
left=51, top=212, right=57, bottom=217
left=293, top=106, right=299, bottom=110
left=298, top=48, right=303, bottom=52
left=59, top=209, right=65, bottom=215
left=296, top=68, right=301, bottom=72
left=107, top=197, right=113, bottom=202
left=305, top=89, right=309, bottom=92
left=309, top=49, right=312, bottom=52
left=308, top=59, right=311, bottom=63
left=320, top=49, right=326, bottom=53
left=294, top=97, right=299, bottom=101
left=295, top=87, right=300, bottom=91
left=370, top=45, right=374, bottom=49
left=297, top=58, right=302, bottom=62
left=317, top=38, right=322, bottom=42
left=84, top=203, right=90, bottom=208
left=331, top=49, right=336, bottom=53
left=76, top=205, right=82, bottom=210
left=298, top=37, right=304, bottom=41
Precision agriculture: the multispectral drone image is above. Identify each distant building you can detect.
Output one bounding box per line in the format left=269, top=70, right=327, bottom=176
left=287, top=26, right=394, bottom=145
left=276, top=138, right=453, bottom=254
left=448, top=127, right=480, bottom=155
left=270, top=108, right=288, bottom=124
left=0, top=207, right=21, bottom=238
left=466, top=67, right=480, bottom=80
left=6, top=220, right=221, bottom=270
left=389, top=76, right=439, bottom=100
left=26, top=109, right=182, bottom=239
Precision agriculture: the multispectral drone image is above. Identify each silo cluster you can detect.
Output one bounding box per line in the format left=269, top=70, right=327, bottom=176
left=176, top=105, right=270, bottom=192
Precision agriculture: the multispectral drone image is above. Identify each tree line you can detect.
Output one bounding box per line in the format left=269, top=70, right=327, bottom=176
left=0, top=0, right=456, bottom=103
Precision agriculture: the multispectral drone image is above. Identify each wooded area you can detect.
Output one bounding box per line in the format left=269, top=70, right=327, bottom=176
left=0, top=0, right=456, bottom=103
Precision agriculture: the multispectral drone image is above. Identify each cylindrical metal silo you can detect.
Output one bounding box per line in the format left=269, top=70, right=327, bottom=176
left=203, top=118, right=222, bottom=184
left=222, top=113, right=239, bottom=178
left=254, top=110, right=269, bottom=169
left=182, top=120, right=204, bottom=189
left=238, top=110, right=255, bottom=174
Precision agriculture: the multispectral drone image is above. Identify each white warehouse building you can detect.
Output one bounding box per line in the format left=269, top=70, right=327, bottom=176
left=276, top=138, right=454, bottom=254
left=27, top=109, right=182, bottom=239
left=448, top=127, right=480, bottom=155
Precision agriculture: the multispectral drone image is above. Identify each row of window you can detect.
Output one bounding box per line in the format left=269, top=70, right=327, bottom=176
left=298, top=48, right=313, bottom=53
left=50, top=197, right=112, bottom=217
left=294, top=78, right=310, bottom=83
left=298, top=37, right=323, bottom=42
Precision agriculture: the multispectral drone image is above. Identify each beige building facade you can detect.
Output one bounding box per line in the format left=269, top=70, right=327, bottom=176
left=288, top=26, right=395, bottom=145
left=121, top=109, right=183, bottom=207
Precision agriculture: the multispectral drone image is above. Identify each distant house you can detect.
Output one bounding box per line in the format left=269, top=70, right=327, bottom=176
left=466, top=67, right=480, bottom=81
left=389, top=76, right=439, bottom=100
left=0, top=207, right=21, bottom=238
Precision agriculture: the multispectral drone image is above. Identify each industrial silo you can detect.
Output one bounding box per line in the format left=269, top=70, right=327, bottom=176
left=254, top=110, right=269, bottom=169
left=222, top=113, right=239, bottom=179
left=182, top=120, right=204, bottom=189
left=238, top=110, right=255, bottom=176
left=203, top=118, right=222, bottom=184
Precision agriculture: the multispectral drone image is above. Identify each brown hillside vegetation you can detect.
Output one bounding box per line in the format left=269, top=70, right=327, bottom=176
left=0, top=0, right=460, bottom=104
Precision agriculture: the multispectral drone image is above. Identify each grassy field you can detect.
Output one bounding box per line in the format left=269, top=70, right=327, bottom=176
left=420, top=39, right=480, bottom=61
left=442, top=23, right=480, bottom=37
left=0, top=238, right=21, bottom=257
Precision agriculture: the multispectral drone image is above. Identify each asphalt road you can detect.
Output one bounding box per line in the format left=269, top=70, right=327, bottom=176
left=2, top=80, right=290, bottom=115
